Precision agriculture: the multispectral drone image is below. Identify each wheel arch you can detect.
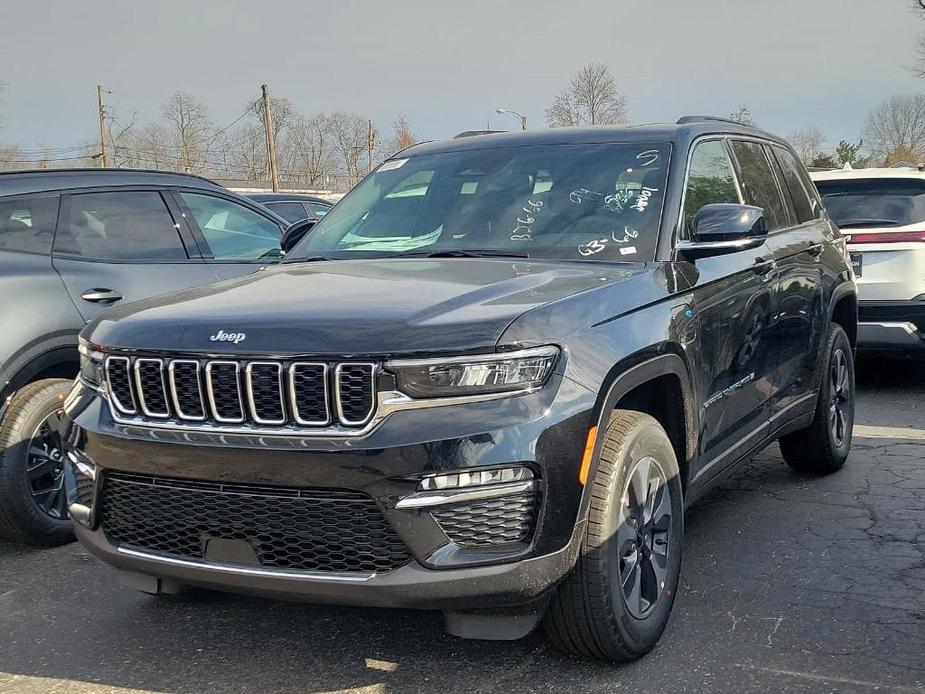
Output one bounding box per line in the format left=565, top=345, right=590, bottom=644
left=579, top=348, right=698, bottom=518
left=1, top=346, right=79, bottom=414
left=829, top=284, right=858, bottom=350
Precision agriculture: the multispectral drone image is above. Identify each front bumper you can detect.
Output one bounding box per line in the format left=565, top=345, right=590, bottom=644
left=63, top=375, right=595, bottom=610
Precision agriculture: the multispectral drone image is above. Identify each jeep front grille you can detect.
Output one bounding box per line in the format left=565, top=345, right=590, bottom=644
left=104, top=355, right=376, bottom=432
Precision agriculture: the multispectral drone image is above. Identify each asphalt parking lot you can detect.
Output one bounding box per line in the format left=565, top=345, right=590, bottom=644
left=1, top=356, right=922, bottom=694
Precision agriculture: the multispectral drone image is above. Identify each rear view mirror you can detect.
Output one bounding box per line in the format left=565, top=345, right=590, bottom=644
left=677, top=203, right=767, bottom=258
left=280, top=219, right=316, bottom=254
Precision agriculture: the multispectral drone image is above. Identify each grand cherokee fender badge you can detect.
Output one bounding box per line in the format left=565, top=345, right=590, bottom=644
left=209, top=330, right=246, bottom=344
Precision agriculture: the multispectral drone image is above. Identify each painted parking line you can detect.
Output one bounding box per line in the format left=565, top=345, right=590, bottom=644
left=853, top=424, right=925, bottom=440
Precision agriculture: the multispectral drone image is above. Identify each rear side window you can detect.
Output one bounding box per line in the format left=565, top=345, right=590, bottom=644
left=814, top=178, right=925, bottom=228
left=730, top=140, right=790, bottom=231
left=0, top=195, right=59, bottom=254
left=308, top=202, right=331, bottom=217
left=684, top=140, right=740, bottom=221
left=265, top=201, right=309, bottom=223
left=55, top=192, right=188, bottom=261
left=773, top=147, right=816, bottom=223
left=180, top=192, right=282, bottom=260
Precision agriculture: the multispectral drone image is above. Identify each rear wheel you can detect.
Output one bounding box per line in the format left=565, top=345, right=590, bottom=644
left=544, top=410, right=683, bottom=662
left=0, top=379, right=75, bottom=546
left=779, top=324, right=854, bottom=474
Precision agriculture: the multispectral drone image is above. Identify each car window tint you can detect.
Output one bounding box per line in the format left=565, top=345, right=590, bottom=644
left=181, top=193, right=282, bottom=261
left=814, top=178, right=925, bottom=227
left=730, top=141, right=789, bottom=231
left=308, top=202, right=331, bottom=217
left=0, top=195, right=59, bottom=254
left=266, top=201, right=309, bottom=223
left=55, top=192, right=187, bottom=261
left=772, top=147, right=816, bottom=223
left=684, top=140, right=740, bottom=221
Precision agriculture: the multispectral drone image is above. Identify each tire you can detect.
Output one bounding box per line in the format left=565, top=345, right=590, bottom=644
left=544, top=410, right=684, bottom=662
left=0, top=378, right=76, bottom=546
left=779, top=324, right=854, bottom=475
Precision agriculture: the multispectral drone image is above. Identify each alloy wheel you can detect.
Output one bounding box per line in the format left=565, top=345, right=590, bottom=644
left=829, top=348, right=851, bottom=447
left=26, top=409, right=68, bottom=520
left=616, top=455, right=673, bottom=619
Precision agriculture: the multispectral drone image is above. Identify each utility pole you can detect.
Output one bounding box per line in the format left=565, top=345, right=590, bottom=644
left=367, top=119, right=374, bottom=174
left=97, top=85, right=110, bottom=168
left=261, top=84, right=280, bottom=191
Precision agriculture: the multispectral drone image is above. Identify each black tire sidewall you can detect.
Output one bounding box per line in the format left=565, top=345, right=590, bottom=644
left=821, top=326, right=855, bottom=465
left=596, top=414, right=684, bottom=655
left=0, top=379, right=75, bottom=544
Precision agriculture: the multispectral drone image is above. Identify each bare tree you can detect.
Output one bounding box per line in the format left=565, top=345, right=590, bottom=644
left=388, top=115, right=416, bottom=155
left=224, top=123, right=268, bottom=180
left=330, top=111, right=375, bottom=186
left=787, top=128, right=826, bottom=165
left=251, top=95, right=294, bottom=142
left=285, top=114, right=337, bottom=188
left=545, top=63, right=628, bottom=127
left=863, top=94, right=925, bottom=164
left=162, top=91, right=213, bottom=172
left=729, top=105, right=754, bottom=125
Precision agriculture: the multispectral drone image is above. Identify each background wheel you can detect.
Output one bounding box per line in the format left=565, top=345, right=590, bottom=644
left=544, top=410, right=683, bottom=662
left=0, top=378, right=76, bottom=546
left=779, top=324, right=855, bottom=475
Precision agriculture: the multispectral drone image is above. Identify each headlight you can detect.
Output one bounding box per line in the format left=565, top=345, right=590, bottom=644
left=78, top=337, right=104, bottom=385
left=387, top=346, right=559, bottom=398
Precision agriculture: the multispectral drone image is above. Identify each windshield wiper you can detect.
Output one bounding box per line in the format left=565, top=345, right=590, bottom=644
left=836, top=218, right=901, bottom=228
left=284, top=255, right=332, bottom=264
left=391, top=249, right=531, bottom=259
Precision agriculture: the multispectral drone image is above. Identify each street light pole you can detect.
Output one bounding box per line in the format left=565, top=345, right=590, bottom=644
left=496, top=108, right=527, bottom=131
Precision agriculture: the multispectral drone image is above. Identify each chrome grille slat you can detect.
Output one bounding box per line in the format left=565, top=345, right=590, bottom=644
left=205, top=361, right=245, bottom=423
left=245, top=362, right=286, bottom=425
left=335, top=363, right=377, bottom=426
left=104, top=356, right=376, bottom=432
left=105, top=356, right=136, bottom=414
left=134, top=359, right=170, bottom=418
left=168, top=360, right=206, bottom=421
left=289, top=363, right=331, bottom=426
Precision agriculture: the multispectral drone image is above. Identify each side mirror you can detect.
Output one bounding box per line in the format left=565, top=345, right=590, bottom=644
left=677, top=203, right=767, bottom=258
left=280, top=219, right=316, bottom=254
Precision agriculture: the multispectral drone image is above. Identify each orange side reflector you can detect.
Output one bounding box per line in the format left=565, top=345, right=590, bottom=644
left=578, top=425, right=598, bottom=485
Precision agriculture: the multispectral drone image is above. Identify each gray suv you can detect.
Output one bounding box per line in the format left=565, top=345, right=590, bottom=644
left=0, top=168, right=293, bottom=545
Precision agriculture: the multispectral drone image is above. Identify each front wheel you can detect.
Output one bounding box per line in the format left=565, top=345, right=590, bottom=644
left=779, top=324, right=855, bottom=475
left=0, top=379, right=76, bottom=546
left=544, top=410, right=684, bottom=662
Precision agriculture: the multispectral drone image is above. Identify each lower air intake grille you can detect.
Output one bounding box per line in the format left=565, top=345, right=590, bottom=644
left=98, top=473, right=411, bottom=573
left=75, top=475, right=95, bottom=507
left=431, top=493, right=537, bottom=547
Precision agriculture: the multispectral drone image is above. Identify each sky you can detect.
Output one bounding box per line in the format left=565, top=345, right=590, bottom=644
left=0, top=0, right=923, bottom=154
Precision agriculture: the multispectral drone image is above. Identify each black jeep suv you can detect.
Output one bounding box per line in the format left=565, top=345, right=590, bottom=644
left=0, top=168, right=303, bottom=545
left=63, top=119, right=857, bottom=661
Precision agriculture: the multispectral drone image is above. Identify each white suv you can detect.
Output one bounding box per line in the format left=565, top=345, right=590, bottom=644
left=812, top=167, right=925, bottom=354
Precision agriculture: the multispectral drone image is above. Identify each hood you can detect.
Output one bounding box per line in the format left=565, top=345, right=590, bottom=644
left=88, top=258, right=647, bottom=356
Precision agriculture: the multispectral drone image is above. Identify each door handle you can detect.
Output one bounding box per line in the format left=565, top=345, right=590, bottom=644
left=751, top=258, right=775, bottom=276
left=81, top=288, right=123, bottom=303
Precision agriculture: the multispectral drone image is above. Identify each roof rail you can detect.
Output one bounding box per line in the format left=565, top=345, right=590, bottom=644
left=676, top=115, right=747, bottom=126
left=0, top=167, right=220, bottom=186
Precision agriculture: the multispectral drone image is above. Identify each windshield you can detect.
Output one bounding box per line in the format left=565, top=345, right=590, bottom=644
left=288, top=142, right=670, bottom=262
left=815, top=178, right=925, bottom=227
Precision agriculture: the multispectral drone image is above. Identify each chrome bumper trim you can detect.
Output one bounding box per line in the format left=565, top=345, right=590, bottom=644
left=395, top=480, right=536, bottom=509
left=115, top=547, right=376, bottom=583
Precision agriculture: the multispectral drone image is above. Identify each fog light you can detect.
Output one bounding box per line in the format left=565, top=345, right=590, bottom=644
left=419, top=466, right=533, bottom=491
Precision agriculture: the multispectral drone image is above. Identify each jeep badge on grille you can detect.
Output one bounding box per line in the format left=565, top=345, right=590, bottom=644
left=209, top=330, right=246, bottom=344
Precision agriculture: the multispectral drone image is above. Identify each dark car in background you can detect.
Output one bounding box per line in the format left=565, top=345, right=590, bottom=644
left=64, top=119, right=857, bottom=661
left=247, top=192, right=333, bottom=224
left=0, top=168, right=299, bottom=546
